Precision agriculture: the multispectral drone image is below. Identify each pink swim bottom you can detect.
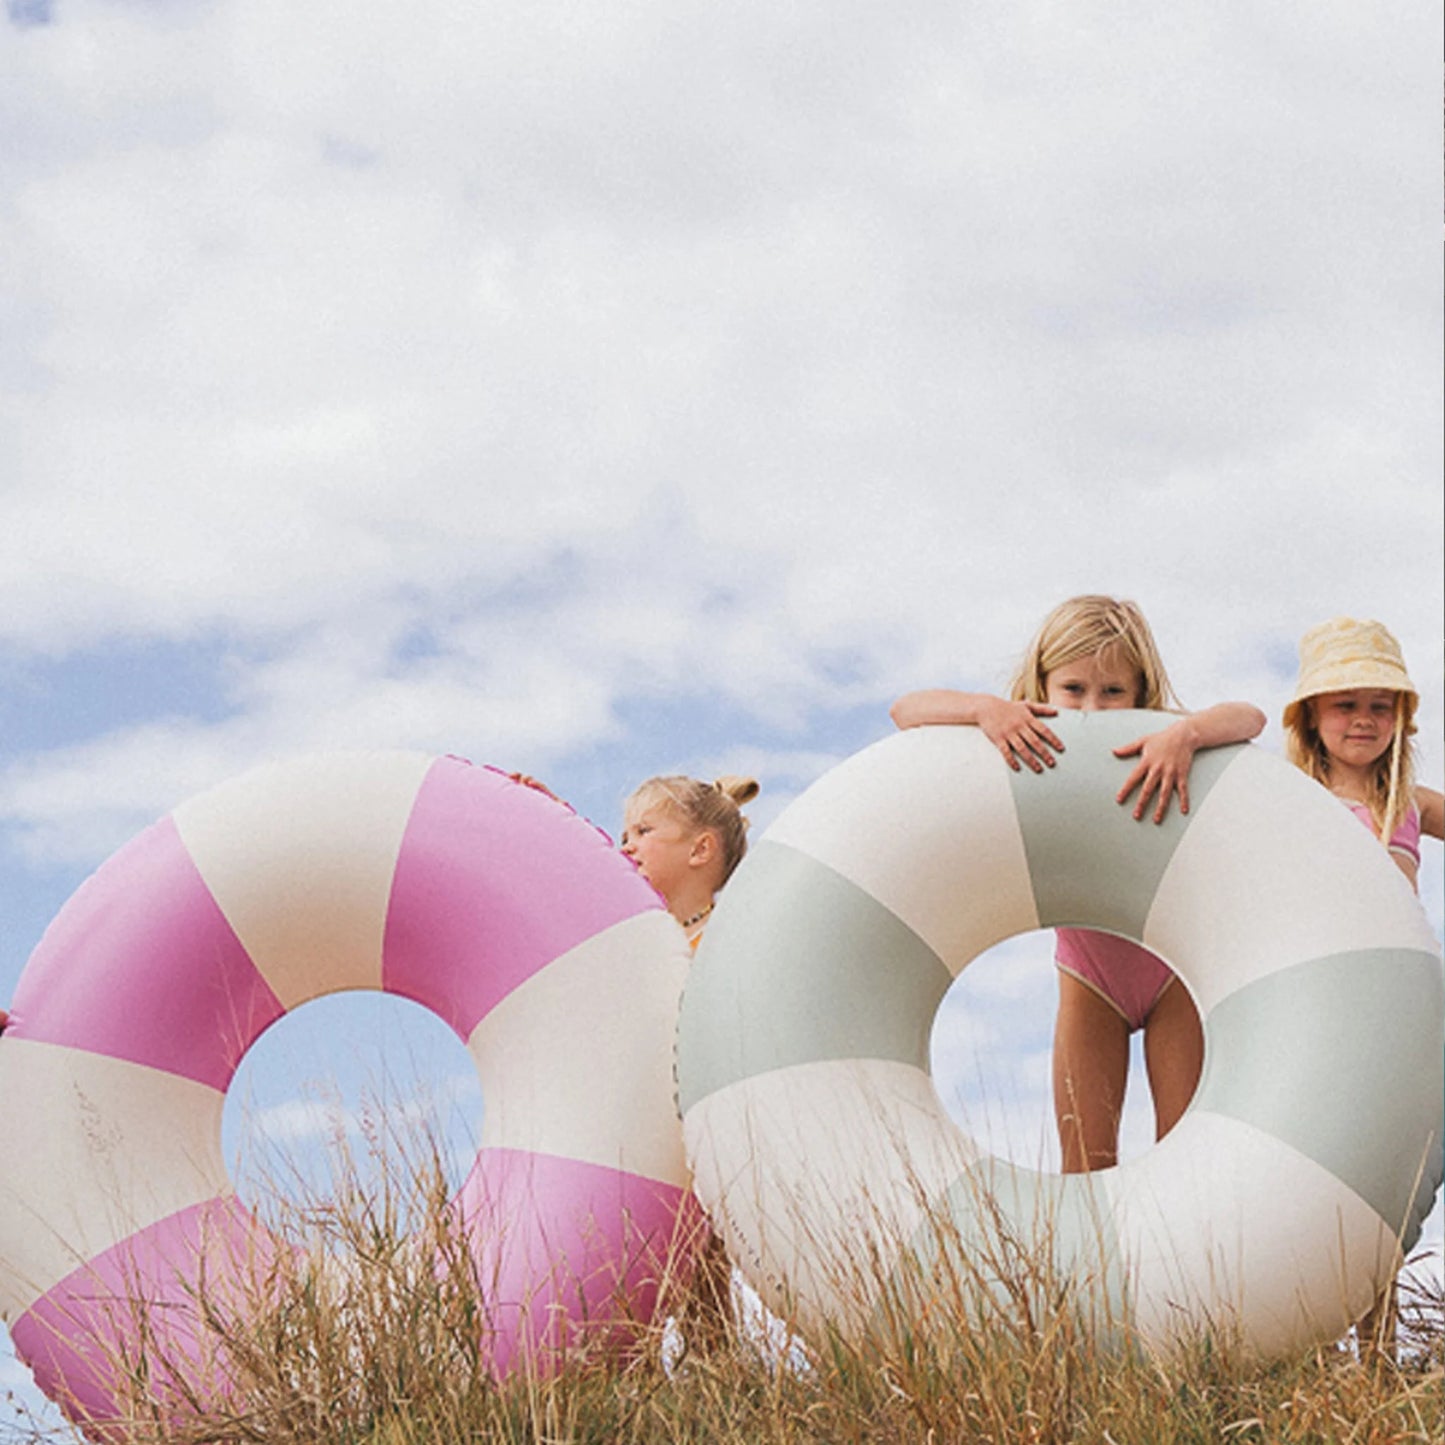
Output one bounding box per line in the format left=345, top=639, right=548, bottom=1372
left=1055, top=927, right=1175, bottom=1032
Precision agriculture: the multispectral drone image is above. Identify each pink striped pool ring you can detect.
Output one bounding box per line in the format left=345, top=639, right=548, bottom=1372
left=0, top=752, right=696, bottom=1426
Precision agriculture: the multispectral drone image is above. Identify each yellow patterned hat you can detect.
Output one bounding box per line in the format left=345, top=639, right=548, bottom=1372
left=1283, top=617, right=1417, bottom=731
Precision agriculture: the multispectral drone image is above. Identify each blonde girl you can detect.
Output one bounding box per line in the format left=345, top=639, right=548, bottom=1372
left=1283, top=617, right=1444, bottom=891
left=1283, top=617, right=1443, bottom=1358
left=619, top=772, right=759, bottom=1358
left=619, top=775, right=759, bottom=949
left=892, top=595, right=1266, bottom=1173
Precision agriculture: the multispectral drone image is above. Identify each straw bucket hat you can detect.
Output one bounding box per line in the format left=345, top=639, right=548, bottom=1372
left=1283, top=617, right=1418, bottom=731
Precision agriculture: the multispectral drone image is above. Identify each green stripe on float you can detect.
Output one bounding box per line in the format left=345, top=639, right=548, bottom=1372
left=1008, top=709, right=1242, bottom=937
left=676, top=841, right=952, bottom=1116
left=890, top=1163, right=1126, bottom=1341
left=1194, top=948, right=1444, bottom=1248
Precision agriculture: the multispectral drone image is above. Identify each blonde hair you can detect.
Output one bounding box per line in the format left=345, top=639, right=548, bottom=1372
left=1284, top=692, right=1418, bottom=848
left=1007, top=595, right=1180, bottom=710
left=624, top=774, right=761, bottom=885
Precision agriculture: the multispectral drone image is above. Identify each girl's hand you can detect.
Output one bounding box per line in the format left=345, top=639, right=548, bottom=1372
left=888, top=689, right=1062, bottom=771
left=508, top=772, right=560, bottom=801
left=1114, top=719, right=1200, bottom=823
left=977, top=697, right=1064, bottom=774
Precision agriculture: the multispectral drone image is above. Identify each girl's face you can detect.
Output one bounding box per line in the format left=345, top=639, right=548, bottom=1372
left=1043, top=647, right=1144, bottom=712
left=1309, top=689, right=1398, bottom=769
left=619, top=802, right=702, bottom=904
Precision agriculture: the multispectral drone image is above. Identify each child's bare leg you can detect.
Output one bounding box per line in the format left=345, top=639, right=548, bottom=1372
left=1053, top=972, right=1129, bottom=1173
left=1143, top=979, right=1204, bottom=1140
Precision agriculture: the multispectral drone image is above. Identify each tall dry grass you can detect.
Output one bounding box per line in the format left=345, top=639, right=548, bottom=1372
left=8, top=1098, right=1442, bottom=1445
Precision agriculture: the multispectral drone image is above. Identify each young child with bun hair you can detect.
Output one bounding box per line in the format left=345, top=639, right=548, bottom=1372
left=1282, top=617, right=1443, bottom=891
left=893, top=594, right=1266, bottom=1173
left=620, top=774, right=760, bottom=949
left=619, top=772, right=760, bottom=1359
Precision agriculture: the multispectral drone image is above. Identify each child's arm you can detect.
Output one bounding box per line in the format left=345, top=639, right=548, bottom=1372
left=1417, top=786, right=1444, bottom=841
left=1113, top=702, right=1267, bottom=824
left=890, top=690, right=1065, bottom=774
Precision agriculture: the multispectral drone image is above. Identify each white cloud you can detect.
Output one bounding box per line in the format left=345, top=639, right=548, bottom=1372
left=0, top=614, right=629, bottom=861
left=243, top=1095, right=355, bottom=1149
left=0, top=0, right=1438, bottom=1341
left=237, top=1071, right=480, bottom=1151
left=2, top=0, right=1437, bottom=679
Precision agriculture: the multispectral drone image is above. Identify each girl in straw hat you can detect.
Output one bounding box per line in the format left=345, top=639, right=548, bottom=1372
left=1283, top=618, right=1442, bottom=1360
left=1283, top=617, right=1443, bottom=891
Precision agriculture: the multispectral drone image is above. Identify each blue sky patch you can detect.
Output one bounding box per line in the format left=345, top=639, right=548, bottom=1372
left=6, top=0, right=53, bottom=29
left=0, top=637, right=241, bottom=760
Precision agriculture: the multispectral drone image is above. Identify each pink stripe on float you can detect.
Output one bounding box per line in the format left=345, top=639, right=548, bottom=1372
left=10, top=817, right=285, bottom=1091
left=450, top=1147, right=703, bottom=1378
left=9, top=1196, right=282, bottom=1434
left=383, top=759, right=661, bottom=1039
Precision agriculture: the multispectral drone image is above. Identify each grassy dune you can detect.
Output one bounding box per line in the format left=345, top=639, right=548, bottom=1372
left=10, top=1114, right=1442, bottom=1445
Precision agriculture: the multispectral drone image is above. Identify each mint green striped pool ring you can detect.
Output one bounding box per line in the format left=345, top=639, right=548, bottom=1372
left=676, top=713, right=1443, bottom=1357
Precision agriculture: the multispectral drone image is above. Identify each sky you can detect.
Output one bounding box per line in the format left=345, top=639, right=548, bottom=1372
left=1, top=0, right=1441, bottom=1431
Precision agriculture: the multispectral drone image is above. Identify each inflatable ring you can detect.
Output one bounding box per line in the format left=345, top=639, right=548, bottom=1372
left=0, top=752, right=695, bottom=1424
left=677, top=714, right=1444, bottom=1357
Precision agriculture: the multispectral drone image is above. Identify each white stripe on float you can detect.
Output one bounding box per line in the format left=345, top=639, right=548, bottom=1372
left=1143, top=749, right=1438, bottom=1014
left=174, top=751, right=434, bottom=1009
left=468, top=911, right=692, bottom=1186
left=764, top=730, right=1039, bottom=975
left=682, top=1057, right=979, bottom=1335
left=0, top=1040, right=229, bottom=1316
left=1111, top=1110, right=1396, bottom=1356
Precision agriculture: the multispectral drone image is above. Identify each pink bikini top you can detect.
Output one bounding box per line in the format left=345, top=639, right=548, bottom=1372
left=1344, top=799, right=1421, bottom=867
